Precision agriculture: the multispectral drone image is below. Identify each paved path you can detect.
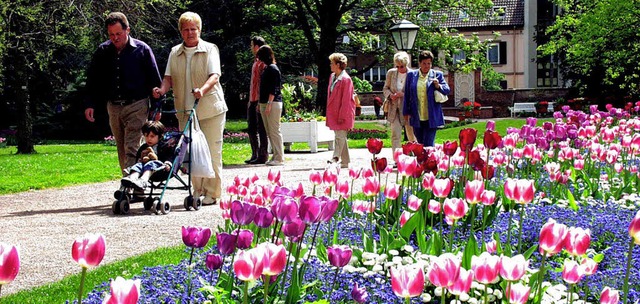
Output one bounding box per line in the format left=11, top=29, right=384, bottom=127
left=0, top=147, right=386, bottom=296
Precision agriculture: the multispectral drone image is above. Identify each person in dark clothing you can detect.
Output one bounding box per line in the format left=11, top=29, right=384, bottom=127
left=121, top=121, right=173, bottom=190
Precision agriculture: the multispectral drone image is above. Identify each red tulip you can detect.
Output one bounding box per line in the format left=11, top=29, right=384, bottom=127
left=390, top=264, right=425, bottom=298
left=562, top=259, right=584, bottom=284
left=464, top=180, right=484, bottom=205
left=103, top=277, right=141, bottom=304
left=233, top=248, right=266, bottom=281
left=402, top=141, right=424, bottom=157
left=442, top=140, right=458, bottom=156
left=471, top=252, right=501, bottom=284
left=459, top=128, right=478, bottom=151
left=72, top=233, right=106, bottom=268
left=629, top=210, right=640, bottom=245
left=327, top=245, right=353, bottom=267
left=257, top=242, right=287, bottom=276
left=443, top=198, right=468, bottom=221
left=499, top=254, right=528, bottom=281
left=372, top=157, right=388, bottom=173
left=448, top=268, right=473, bottom=296
left=539, top=218, right=568, bottom=256
left=600, top=286, right=620, bottom=304
left=481, top=164, right=495, bottom=180
left=427, top=253, right=460, bottom=288
left=564, top=227, right=591, bottom=256
left=0, top=243, right=20, bottom=285
left=508, top=283, right=531, bottom=304
left=366, top=138, right=383, bottom=155
left=396, top=155, right=418, bottom=177
left=181, top=226, right=212, bottom=248
left=483, top=130, right=502, bottom=149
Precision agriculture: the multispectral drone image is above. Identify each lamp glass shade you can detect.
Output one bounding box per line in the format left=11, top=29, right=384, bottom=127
left=389, top=19, right=420, bottom=51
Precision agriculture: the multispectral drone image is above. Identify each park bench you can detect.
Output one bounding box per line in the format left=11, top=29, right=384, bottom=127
left=509, top=102, right=554, bottom=117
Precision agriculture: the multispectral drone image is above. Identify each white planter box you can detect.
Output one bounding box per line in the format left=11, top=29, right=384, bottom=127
left=279, top=120, right=335, bottom=153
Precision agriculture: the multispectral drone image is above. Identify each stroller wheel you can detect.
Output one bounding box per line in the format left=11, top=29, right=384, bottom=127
left=160, top=202, right=171, bottom=215
left=119, top=199, right=130, bottom=215
left=184, top=196, right=193, bottom=211
left=112, top=200, right=121, bottom=215
left=192, top=197, right=202, bottom=211
left=114, top=190, right=124, bottom=200
left=152, top=197, right=161, bottom=215
left=144, top=197, right=154, bottom=211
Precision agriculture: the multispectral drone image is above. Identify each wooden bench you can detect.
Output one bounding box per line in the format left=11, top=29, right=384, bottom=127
left=509, top=102, right=554, bottom=117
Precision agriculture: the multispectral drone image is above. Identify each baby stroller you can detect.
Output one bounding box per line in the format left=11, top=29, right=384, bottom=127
left=112, top=100, right=203, bottom=215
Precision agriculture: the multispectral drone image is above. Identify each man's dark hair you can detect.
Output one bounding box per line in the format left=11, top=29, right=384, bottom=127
left=105, top=12, right=129, bottom=31
left=257, top=45, right=276, bottom=65
left=251, top=36, right=266, bottom=47
left=142, top=121, right=165, bottom=137
left=418, top=50, right=434, bottom=63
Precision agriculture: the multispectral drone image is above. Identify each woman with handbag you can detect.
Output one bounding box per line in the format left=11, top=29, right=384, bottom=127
left=383, top=51, right=416, bottom=151
left=152, top=12, right=226, bottom=206
left=402, top=50, right=450, bottom=147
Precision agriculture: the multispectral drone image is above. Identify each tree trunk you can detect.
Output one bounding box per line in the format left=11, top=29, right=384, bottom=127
left=11, top=49, right=35, bottom=154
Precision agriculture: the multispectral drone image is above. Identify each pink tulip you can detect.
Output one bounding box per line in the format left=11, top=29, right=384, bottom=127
left=464, top=180, right=484, bottom=205
left=471, top=252, right=501, bottom=284
left=629, top=210, right=640, bottom=245
left=564, top=226, right=591, bottom=256
left=299, top=196, right=322, bottom=224
left=504, top=179, right=535, bottom=204
left=485, top=240, right=497, bottom=254
left=397, top=154, right=418, bottom=177
left=539, top=218, right=568, bottom=256
left=282, top=218, right=306, bottom=241
left=335, top=179, right=350, bottom=198
left=399, top=211, right=412, bottom=227
left=349, top=167, right=362, bottom=179
left=422, top=172, right=435, bottom=190
left=103, top=276, right=141, bottom=304
left=481, top=190, right=496, bottom=206
left=72, top=233, right=106, bottom=268
left=352, top=200, right=376, bottom=215
left=181, top=226, right=212, bottom=248
left=271, top=196, right=299, bottom=223
left=0, top=243, right=20, bottom=285
left=233, top=248, right=266, bottom=281
left=562, top=259, right=584, bottom=284
left=323, top=167, right=339, bottom=187
left=581, top=257, right=598, bottom=275
left=508, top=282, right=531, bottom=304
left=309, top=170, right=322, bottom=185
left=257, top=242, right=287, bottom=276
left=443, top=198, right=468, bottom=222
left=390, top=264, right=425, bottom=298
left=317, top=196, right=339, bottom=223
left=327, top=245, right=353, bottom=267
left=267, top=169, right=281, bottom=185
left=427, top=199, right=441, bottom=214
left=448, top=268, right=473, bottom=296
left=351, top=282, right=369, bottom=303
left=362, top=177, right=380, bottom=197
left=600, top=286, right=620, bottom=304
left=384, top=183, right=400, bottom=200
left=427, top=253, right=460, bottom=288
left=432, top=178, right=453, bottom=198
left=499, top=254, right=528, bottom=281
left=407, top=195, right=423, bottom=212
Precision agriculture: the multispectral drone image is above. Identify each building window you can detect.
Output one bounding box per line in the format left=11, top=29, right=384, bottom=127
left=459, top=10, right=469, bottom=20
left=361, top=66, right=387, bottom=83
left=487, top=41, right=507, bottom=65
left=453, top=50, right=466, bottom=65
left=492, top=6, right=506, bottom=20
left=536, top=54, right=560, bottom=87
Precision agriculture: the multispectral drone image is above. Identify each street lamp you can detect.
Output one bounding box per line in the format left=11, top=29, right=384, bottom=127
left=389, top=19, right=420, bottom=51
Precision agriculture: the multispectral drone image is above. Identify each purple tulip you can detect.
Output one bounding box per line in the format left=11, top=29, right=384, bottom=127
left=236, top=229, right=254, bottom=249
left=351, top=282, right=369, bottom=303
left=317, top=196, right=339, bottom=223
left=298, top=195, right=322, bottom=224
left=205, top=254, right=223, bottom=270
left=216, top=232, right=237, bottom=255
left=486, top=120, right=496, bottom=131
left=254, top=207, right=274, bottom=228
left=271, top=196, right=299, bottom=223
left=181, top=226, right=212, bottom=248
left=272, top=186, right=296, bottom=198
left=231, top=200, right=258, bottom=226
left=282, top=218, right=306, bottom=242
left=328, top=245, right=353, bottom=267
left=526, top=117, right=537, bottom=127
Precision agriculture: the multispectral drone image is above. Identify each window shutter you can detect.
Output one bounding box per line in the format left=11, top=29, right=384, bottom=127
left=499, top=41, right=507, bottom=64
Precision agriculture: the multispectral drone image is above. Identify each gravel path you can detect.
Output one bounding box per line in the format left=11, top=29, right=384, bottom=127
left=0, top=147, right=383, bottom=296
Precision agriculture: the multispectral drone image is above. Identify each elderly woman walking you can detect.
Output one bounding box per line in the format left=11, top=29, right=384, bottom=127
left=153, top=12, right=227, bottom=206
left=383, top=51, right=416, bottom=151
left=326, top=53, right=355, bottom=168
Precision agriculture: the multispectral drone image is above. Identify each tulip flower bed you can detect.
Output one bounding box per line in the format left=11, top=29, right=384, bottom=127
left=5, top=105, right=640, bottom=304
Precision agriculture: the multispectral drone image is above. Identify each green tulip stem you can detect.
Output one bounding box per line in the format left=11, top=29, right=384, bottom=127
left=481, top=206, right=488, bottom=249
left=535, top=253, right=547, bottom=304
left=227, top=252, right=237, bottom=294
left=312, top=184, right=316, bottom=196
left=406, top=297, right=411, bottom=304
left=448, top=220, right=456, bottom=252
left=77, top=267, right=87, bottom=304
left=484, top=284, right=489, bottom=304
left=330, top=267, right=340, bottom=300
left=440, top=288, right=446, bottom=304
left=280, top=241, right=295, bottom=295
left=1, top=284, right=3, bottom=298
left=623, top=237, right=634, bottom=304
left=263, top=274, right=271, bottom=304
left=517, top=205, right=525, bottom=253
left=469, top=204, right=477, bottom=234
left=567, top=283, right=573, bottom=304
left=243, top=281, right=249, bottom=304
left=506, top=203, right=514, bottom=249
left=350, top=179, right=354, bottom=204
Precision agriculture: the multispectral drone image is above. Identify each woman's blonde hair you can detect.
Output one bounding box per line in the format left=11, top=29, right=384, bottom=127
left=394, top=51, right=410, bottom=68
left=329, top=53, right=348, bottom=70
left=178, top=12, right=202, bottom=31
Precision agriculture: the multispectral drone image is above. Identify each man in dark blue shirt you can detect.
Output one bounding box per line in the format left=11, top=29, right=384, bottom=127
left=84, top=12, right=162, bottom=172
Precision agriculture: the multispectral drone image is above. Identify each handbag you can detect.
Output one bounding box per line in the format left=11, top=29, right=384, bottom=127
left=382, top=95, right=391, bottom=114
left=434, top=90, right=448, bottom=103
left=189, top=112, right=215, bottom=178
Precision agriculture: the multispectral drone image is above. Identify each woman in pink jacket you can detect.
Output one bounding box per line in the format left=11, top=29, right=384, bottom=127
left=326, top=53, right=355, bottom=168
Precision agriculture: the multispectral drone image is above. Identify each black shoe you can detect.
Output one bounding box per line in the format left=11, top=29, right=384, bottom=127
left=121, top=177, right=134, bottom=188
left=249, top=158, right=267, bottom=164
left=244, top=157, right=257, bottom=164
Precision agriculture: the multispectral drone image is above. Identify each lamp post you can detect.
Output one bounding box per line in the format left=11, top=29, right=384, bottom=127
left=389, top=19, right=420, bottom=51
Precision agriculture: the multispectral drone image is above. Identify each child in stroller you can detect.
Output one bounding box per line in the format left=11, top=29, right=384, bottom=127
left=121, top=121, right=174, bottom=190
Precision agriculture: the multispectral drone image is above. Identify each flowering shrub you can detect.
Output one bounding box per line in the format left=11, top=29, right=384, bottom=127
left=223, top=131, right=249, bottom=143
left=102, top=135, right=115, bottom=146
left=347, top=128, right=388, bottom=140
left=462, top=101, right=481, bottom=111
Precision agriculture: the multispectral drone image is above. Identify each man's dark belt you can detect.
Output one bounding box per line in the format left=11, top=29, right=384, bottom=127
left=109, top=97, right=146, bottom=106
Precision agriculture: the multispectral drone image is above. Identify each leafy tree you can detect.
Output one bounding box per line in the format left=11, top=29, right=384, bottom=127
left=539, top=0, right=640, bottom=99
